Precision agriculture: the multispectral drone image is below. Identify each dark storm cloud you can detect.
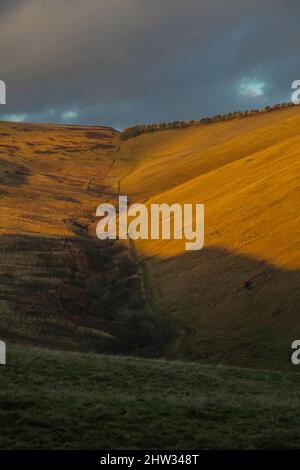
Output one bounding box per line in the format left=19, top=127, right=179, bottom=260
left=0, top=0, right=299, bottom=127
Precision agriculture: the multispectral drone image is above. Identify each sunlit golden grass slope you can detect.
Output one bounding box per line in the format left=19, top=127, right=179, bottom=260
left=0, top=122, right=117, bottom=237
left=119, top=106, right=300, bottom=369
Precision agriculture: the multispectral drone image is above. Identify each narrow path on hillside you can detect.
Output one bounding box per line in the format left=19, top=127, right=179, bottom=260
left=108, top=138, right=196, bottom=355
left=106, top=140, right=160, bottom=319
left=106, top=140, right=188, bottom=355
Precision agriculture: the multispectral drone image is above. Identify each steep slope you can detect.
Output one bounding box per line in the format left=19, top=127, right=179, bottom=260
left=0, top=122, right=170, bottom=355
left=117, top=106, right=300, bottom=369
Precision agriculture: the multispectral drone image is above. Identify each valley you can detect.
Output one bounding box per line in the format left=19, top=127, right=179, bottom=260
left=0, top=105, right=300, bottom=449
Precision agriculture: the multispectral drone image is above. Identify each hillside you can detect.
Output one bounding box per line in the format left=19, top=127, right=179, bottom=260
left=0, top=122, right=171, bottom=356
left=116, top=105, right=300, bottom=369
left=1, top=344, right=300, bottom=450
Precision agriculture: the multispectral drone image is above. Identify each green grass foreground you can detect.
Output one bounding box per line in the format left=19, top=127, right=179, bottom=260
left=0, top=345, right=300, bottom=450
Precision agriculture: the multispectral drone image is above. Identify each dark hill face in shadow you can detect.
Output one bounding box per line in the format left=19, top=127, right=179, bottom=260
left=149, top=245, right=300, bottom=370
left=0, top=233, right=174, bottom=357
left=3, top=232, right=298, bottom=369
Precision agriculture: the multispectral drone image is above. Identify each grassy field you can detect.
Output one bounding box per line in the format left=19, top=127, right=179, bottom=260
left=1, top=344, right=300, bottom=450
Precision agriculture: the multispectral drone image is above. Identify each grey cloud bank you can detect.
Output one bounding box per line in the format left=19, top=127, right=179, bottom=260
left=0, top=0, right=299, bottom=128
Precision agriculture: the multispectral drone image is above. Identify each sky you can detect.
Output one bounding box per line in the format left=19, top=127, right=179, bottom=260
left=0, top=0, right=299, bottom=129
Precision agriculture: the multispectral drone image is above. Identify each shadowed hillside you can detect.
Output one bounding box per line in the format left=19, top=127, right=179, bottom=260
left=147, top=247, right=300, bottom=369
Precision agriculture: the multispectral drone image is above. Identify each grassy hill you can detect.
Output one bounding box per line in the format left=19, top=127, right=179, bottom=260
left=116, top=105, right=300, bottom=369
left=1, top=344, right=300, bottom=450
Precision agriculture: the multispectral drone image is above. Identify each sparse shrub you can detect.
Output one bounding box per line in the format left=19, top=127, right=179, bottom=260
left=116, top=311, right=175, bottom=356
